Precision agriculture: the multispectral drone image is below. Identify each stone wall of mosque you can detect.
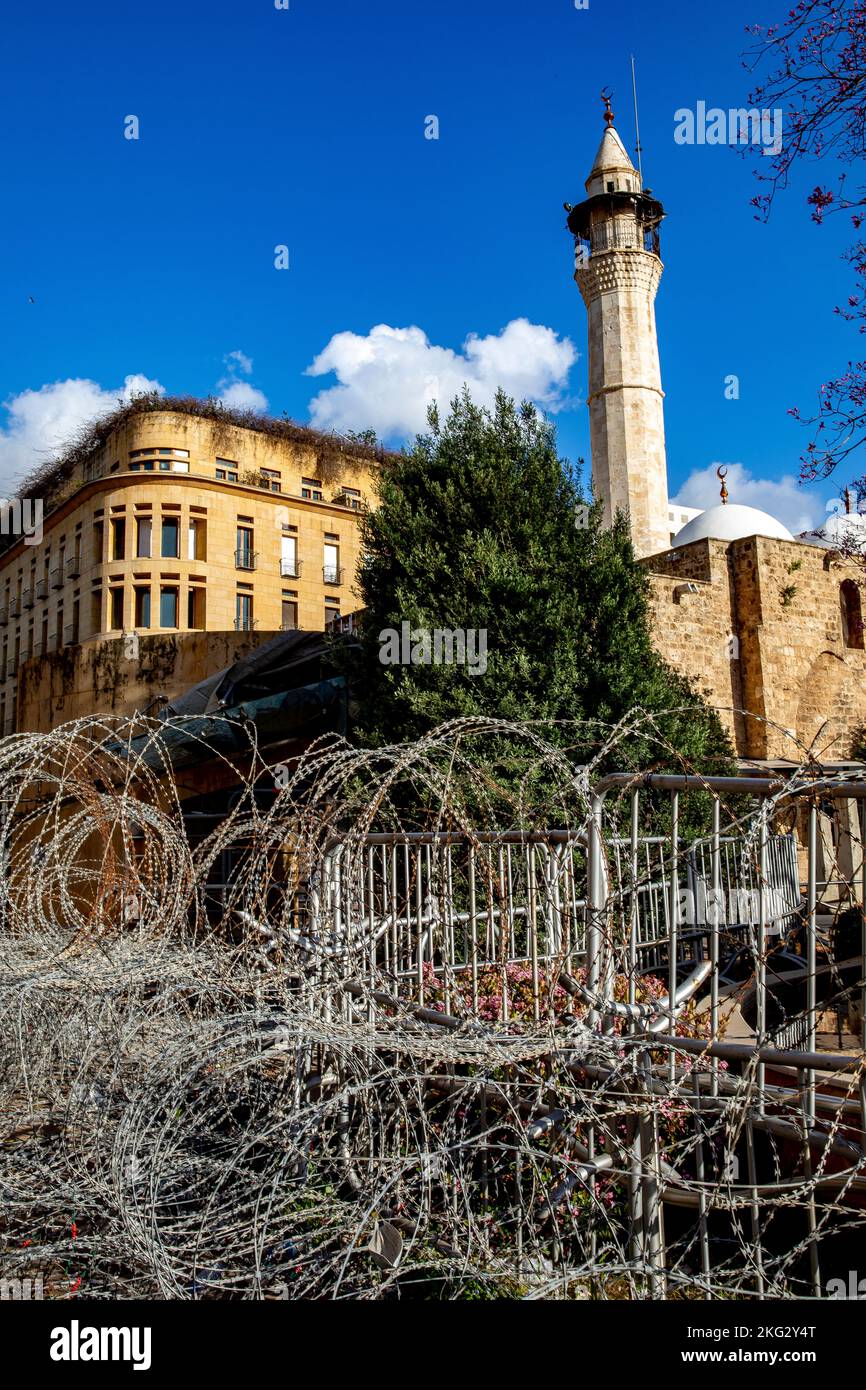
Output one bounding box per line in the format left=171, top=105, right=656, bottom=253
left=646, top=536, right=866, bottom=761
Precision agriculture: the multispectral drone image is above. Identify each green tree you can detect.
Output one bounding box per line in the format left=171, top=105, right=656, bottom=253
left=346, top=390, right=733, bottom=776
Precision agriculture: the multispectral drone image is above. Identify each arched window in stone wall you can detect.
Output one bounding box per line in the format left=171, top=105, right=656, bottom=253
left=841, top=579, right=864, bottom=650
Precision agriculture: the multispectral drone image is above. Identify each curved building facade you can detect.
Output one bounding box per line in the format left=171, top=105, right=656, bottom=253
left=0, top=407, right=380, bottom=733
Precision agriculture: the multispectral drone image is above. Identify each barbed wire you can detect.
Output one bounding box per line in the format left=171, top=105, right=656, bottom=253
left=0, top=711, right=864, bottom=1300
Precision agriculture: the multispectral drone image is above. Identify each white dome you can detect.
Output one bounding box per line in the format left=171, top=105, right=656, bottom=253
left=819, top=510, right=866, bottom=551
left=672, top=503, right=794, bottom=546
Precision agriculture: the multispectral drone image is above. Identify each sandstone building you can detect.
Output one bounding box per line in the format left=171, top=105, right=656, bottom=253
left=0, top=403, right=381, bottom=733
left=568, top=103, right=866, bottom=766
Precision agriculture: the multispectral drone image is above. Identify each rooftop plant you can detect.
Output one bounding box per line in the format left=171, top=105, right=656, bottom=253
left=1, top=392, right=396, bottom=559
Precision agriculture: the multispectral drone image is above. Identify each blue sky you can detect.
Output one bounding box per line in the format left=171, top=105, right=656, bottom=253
left=0, top=0, right=858, bottom=530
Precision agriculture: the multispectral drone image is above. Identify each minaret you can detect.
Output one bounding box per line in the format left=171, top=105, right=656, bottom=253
left=566, top=93, right=669, bottom=558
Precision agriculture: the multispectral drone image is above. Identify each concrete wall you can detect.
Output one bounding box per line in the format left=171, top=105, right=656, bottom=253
left=15, top=630, right=278, bottom=732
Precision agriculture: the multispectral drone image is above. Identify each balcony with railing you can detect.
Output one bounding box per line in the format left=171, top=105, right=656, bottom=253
left=233, top=615, right=258, bottom=632
left=235, top=549, right=258, bottom=571
left=323, top=565, right=345, bottom=585
left=5, top=659, right=16, bottom=681
left=280, top=557, right=303, bottom=579
left=328, top=611, right=359, bottom=635
left=643, top=223, right=661, bottom=256
left=582, top=217, right=661, bottom=258
left=63, top=624, right=78, bottom=647
left=22, top=588, right=33, bottom=610
left=35, top=577, right=48, bottom=600
left=65, top=554, right=81, bottom=580
left=587, top=216, right=640, bottom=254
left=50, top=567, right=64, bottom=590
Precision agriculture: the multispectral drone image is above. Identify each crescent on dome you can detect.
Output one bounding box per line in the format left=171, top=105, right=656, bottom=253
left=716, top=466, right=729, bottom=504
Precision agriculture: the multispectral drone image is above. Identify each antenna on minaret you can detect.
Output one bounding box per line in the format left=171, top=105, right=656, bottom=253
left=630, top=55, right=643, bottom=183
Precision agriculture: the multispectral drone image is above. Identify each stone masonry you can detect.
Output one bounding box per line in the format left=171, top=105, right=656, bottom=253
left=647, top=537, right=866, bottom=760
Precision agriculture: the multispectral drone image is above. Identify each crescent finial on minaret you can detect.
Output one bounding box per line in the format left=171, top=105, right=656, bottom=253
left=717, top=466, right=729, bottom=504
left=601, top=88, right=614, bottom=127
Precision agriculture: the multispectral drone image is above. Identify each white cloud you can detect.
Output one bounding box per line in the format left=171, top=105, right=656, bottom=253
left=223, top=349, right=253, bottom=376
left=672, top=461, right=823, bottom=534
left=217, top=350, right=267, bottom=413
left=217, top=381, right=269, bottom=413
left=0, top=373, right=164, bottom=495
left=305, top=319, right=577, bottom=439
left=0, top=349, right=270, bottom=494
